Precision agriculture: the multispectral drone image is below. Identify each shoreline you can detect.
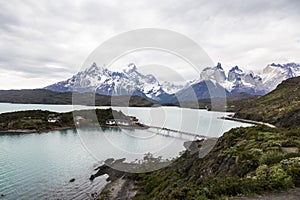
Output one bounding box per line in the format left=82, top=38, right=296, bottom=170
left=0, top=114, right=275, bottom=136
left=99, top=176, right=136, bottom=200
left=0, top=124, right=149, bottom=135
left=0, top=126, right=76, bottom=135
left=220, top=115, right=276, bottom=128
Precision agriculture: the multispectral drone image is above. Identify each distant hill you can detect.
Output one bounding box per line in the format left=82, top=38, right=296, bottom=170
left=0, top=88, right=258, bottom=110
left=234, top=76, right=300, bottom=128
left=0, top=89, right=154, bottom=107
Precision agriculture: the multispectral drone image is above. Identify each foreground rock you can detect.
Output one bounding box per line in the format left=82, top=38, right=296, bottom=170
left=91, top=158, right=138, bottom=200
left=90, top=158, right=128, bottom=182
left=95, top=140, right=208, bottom=200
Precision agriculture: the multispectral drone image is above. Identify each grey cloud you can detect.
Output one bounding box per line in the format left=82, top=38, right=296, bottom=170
left=0, top=0, right=299, bottom=89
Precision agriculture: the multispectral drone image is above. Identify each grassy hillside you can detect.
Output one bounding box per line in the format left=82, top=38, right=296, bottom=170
left=233, top=77, right=300, bottom=128
left=0, top=89, right=154, bottom=107
left=130, top=126, right=300, bottom=199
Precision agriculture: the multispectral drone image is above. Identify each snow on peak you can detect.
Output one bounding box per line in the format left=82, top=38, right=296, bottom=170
left=200, top=63, right=226, bottom=82
left=85, top=62, right=99, bottom=73
left=261, top=62, right=300, bottom=91
left=285, top=62, right=300, bottom=68
left=160, top=81, right=185, bottom=94
left=197, top=63, right=265, bottom=93
left=267, top=62, right=300, bottom=71
left=91, top=62, right=98, bottom=68
left=228, top=66, right=244, bottom=82
left=124, top=63, right=137, bottom=73
left=45, top=61, right=300, bottom=102
left=45, top=62, right=184, bottom=102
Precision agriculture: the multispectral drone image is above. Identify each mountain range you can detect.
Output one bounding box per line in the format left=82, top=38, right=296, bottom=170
left=45, top=62, right=300, bottom=103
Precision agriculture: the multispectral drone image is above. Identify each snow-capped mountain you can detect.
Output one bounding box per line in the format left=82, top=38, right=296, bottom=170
left=188, top=63, right=266, bottom=97
left=261, top=63, right=300, bottom=91
left=45, top=63, right=179, bottom=102
left=176, top=62, right=300, bottom=100
left=200, top=63, right=226, bottom=82
left=45, top=62, right=300, bottom=103
left=160, top=81, right=185, bottom=94
left=228, top=66, right=244, bottom=82
left=228, top=66, right=264, bottom=95
left=175, top=79, right=229, bottom=101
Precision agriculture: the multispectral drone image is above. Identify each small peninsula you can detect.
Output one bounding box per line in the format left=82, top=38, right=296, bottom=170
left=0, top=108, right=145, bottom=134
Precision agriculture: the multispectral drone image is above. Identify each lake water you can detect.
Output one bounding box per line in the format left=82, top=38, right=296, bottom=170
left=0, top=103, right=251, bottom=199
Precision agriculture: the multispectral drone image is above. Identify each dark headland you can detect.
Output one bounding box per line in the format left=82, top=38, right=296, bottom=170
left=0, top=108, right=146, bottom=134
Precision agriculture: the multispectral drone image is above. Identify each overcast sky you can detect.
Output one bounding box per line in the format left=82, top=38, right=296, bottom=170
left=0, top=0, right=300, bottom=89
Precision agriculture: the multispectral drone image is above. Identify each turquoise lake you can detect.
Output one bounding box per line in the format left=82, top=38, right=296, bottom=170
left=0, top=103, right=251, bottom=199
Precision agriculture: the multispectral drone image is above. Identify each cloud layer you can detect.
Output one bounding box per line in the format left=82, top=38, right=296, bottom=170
left=0, top=0, right=299, bottom=89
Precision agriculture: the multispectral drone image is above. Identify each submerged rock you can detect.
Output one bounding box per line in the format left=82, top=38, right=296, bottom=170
left=69, top=178, right=75, bottom=182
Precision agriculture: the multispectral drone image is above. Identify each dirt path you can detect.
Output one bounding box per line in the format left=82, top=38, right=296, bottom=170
left=230, top=187, right=300, bottom=200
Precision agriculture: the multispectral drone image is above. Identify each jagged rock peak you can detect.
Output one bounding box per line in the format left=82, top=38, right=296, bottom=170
left=229, top=66, right=242, bottom=72
left=216, top=62, right=223, bottom=70
left=125, top=63, right=137, bottom=72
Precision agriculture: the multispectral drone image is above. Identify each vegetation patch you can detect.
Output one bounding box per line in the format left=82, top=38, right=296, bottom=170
left=0, top=108, right=137, bottom=134
left=128, top=126, right=300, bottom=199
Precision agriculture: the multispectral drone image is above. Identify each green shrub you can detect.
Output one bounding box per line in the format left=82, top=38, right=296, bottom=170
left=283, top=152, right=300, bottom=160
left=281, top=157, right=300, bottom=186
left=268, top=165, right=293, bottom=190
left=259, top=151, right=285, bottom=165
left=131, top=126, right=299, bottom=200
